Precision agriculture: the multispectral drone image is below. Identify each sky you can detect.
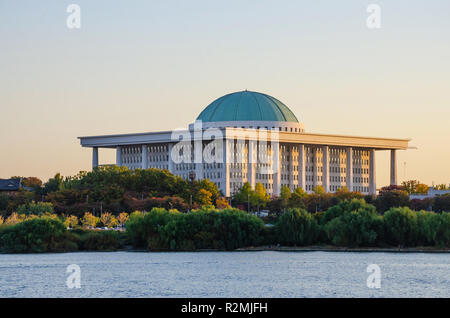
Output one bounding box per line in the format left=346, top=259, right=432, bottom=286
left=0, top=0, right=449, bottom=187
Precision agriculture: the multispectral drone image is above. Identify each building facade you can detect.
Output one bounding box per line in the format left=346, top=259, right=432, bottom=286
left=79, top=91, right=410, bottom=197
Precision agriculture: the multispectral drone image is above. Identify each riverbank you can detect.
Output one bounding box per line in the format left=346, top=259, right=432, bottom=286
left=124, top=244, right=450, bottom=253
left=2, top=245, right=450, bottom=254
left=236, top=245, right=450, bottom=253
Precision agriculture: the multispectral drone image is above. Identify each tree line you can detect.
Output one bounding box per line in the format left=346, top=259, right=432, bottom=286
left=232, top=183, right=450, bottom=215
left=1, top=200, right=449, bottom=253
left=1, top=166, right=228, bottom=216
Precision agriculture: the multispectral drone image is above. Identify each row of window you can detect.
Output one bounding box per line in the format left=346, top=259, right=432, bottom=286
left=149, top=155, right=169, bottom=162
left=204, top=172, right=221, bottom=180
left=354, top=168, right=369, bottom=174
left=303, top=184, right=369, bottom=193
left=354, top=177, right=369, bottom=184
left=148, top=164, right=168, bottom=170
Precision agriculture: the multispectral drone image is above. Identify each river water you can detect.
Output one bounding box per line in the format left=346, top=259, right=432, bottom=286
left=0, top=251, right=448, bottom=297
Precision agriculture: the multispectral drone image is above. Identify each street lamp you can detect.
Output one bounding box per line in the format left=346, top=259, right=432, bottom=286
left=189, top=170, right=196, bottom=211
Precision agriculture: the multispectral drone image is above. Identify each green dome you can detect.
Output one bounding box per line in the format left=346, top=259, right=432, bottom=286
left=197, top=91, right=299, bottom=123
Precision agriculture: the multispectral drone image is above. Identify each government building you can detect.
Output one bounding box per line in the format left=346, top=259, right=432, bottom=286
left=78, top=91, right=410, bottom=197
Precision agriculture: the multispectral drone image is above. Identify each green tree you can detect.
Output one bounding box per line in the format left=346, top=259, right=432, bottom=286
left=215, top=197, right=230, bottom=209
left=21, top=177, right=43, bottom=191
left=384, top=207, right=418, bottom=246
left=433, top=194, right=450, bottom=212
left=312, top=185, right=325, bottom=195
left=117, top=212, right=129, bottom=227
left=324, top=201, right=382, bottom=247
left=232, top=182, right=253, bottom=207
left=196, top=189, right=213, bottom=206
left=252, top=182, right=269, bottom=211
left=63, top=215, right=79, bottom=228
left=415, top=183, right=429, bottom=194
left=280, top=185, right=291, bottom=211
left=334, top=186, right=363, bottom=202
left=100, top=212, right=113, bottom=227
left=194, top=179, right=220, bottom=204
left=289, top=187, right=306, bottom=209
left=81, top=212, right=99, bottom=228
left=43, top=173, right=64, bottom=194
left=401, top=180, right=420, bottom=194
left=18, top=201, right=54, bottom=216
left=0, top=193, right=8, bottom=211
left=375, top=185, right=410, bottom=213
left=276, top=208, right=320, bottom=246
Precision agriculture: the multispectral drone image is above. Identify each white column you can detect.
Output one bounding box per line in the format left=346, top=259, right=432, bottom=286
left=390, top=149, right=397, bottom=185
left=195, top=141, right=203, bottom=180
left=92, top=147, right=99, bottom=169
left=313, top=147, right=318, bottom=188
left=346, top=147, right=353, bottom=191
left=369, top=149, right=376, bottom=195
left=168, top=143, right=174, bottom=173
left=289, top=145, right=295, bottom=190
left=116, top=146, right=122, bottom=166
left=298, top=144, right=306, bottom=190
left=273, top=142, right=281, bottom=196
left=222, top=139, right=230, bottom=197
left=141, top=145, right=148, bottom=169
left=247, top=139, right=256, bottom=189
left=323, top=146, right=329, bottom=192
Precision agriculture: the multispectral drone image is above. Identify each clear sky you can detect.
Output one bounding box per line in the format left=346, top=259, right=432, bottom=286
left=1, top=0, right=449, bottom=187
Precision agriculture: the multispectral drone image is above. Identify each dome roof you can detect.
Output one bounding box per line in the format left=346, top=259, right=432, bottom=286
left=196, top=91, right=299, bottom=123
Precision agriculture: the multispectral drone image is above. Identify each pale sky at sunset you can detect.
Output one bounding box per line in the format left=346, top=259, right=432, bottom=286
left=1, top=0, right=449, bottom=187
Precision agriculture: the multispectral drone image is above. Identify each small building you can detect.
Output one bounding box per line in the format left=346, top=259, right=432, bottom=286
left=410, top=187, right=450, bottom=200
left=0, top=178, right=22, bottom=194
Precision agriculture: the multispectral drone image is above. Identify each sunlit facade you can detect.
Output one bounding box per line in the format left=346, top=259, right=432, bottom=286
left=79, top=91, right=410, bottom=197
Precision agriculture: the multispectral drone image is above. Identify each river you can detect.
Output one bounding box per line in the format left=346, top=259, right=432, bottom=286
left=0, top=251, right=448, bottom=297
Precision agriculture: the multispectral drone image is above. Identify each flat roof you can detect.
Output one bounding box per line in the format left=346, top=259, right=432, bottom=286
left=78, top=128, right=411, bottom=150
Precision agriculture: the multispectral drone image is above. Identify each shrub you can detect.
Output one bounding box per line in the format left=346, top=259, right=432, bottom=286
left=410, top=198, right=433, bottom=211
left=0, top=218, right=77, bottom=253
left=321, top=199, right=367, bottom=225
left=383, top=207, right=418, bottom=246
left=17, top=201, right=54, bottom=216
left=124, top=211, right=147, bottom=248
left=435, top=213, right=450, bottom=247
left=125, top=207, right=265, bottom=251
left=79, top=231, right=120, bottom=251
left=276, top=208, right=320, bottom=246
left=324, top=204, right=382, bottom=247
left=416, top=211, right=450, bottom=247
left=433, top=194, right=450, bottom=213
